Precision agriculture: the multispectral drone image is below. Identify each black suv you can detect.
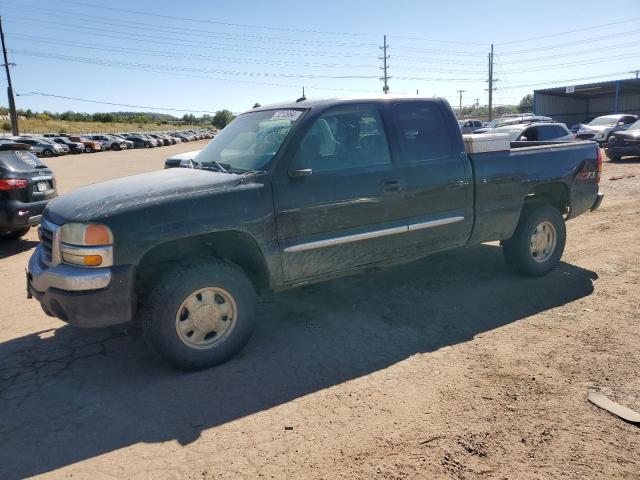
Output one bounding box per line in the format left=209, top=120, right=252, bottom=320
left=0, top=143, right=57, bottom=240
left=605, top=118, right=640, bottom=161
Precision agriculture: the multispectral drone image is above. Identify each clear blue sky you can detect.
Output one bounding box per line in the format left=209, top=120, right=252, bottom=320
left=1, top=0, right=639, bottom=116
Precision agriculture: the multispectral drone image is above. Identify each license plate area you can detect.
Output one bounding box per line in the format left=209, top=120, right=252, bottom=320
left=37, top=181, right=49, bottom=192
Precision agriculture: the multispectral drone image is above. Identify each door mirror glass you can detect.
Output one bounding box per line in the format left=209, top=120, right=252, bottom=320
left=519, top=136, right=528, bottom=141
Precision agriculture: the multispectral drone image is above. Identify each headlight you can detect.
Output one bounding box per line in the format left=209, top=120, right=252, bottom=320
left=60, top=223, right=113, bottom=267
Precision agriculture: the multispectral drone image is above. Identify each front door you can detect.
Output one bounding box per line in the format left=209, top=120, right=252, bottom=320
left=272, top=103, right=407, bottom=281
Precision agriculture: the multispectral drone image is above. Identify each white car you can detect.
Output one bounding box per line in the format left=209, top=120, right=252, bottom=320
left=484, top=122, right=574, bottom=142
left=576, top=114, right=638, bottom=144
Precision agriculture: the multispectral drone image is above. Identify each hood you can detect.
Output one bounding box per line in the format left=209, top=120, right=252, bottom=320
left=579, top=124, right=611, bottom=133
left=45, top=168, right=241, bottom=224
left=612, top=129, right=640, bottom=139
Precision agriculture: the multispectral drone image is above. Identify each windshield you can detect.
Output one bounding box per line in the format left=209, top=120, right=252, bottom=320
left=588, top=117, right=617, bottom=126
left=489, top=126, right=523, bottom=141
left=195, top=109, right=303, bottom=172
left=626, top=119, right=640, bottom=131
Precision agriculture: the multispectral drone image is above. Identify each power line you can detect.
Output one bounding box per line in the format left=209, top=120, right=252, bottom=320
left=499, top=29, right=640, bottom=55
left=498, top=71, right=634, bottom=90
left=16, top=91, right=219, bottom=113
left=494, top=41, right=639, bottom=64
left=500, top=52, right=635, bottom=75
left=1, top=2, right=379, bottom=48
left=8, top=49, right=378, bottom=79
left=496, top=16, right=640, bottom=45
left=6, top=33, right=379, bottom=69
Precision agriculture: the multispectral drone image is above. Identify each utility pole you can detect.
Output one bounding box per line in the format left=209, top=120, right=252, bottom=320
left=457, top=89, right=466, bottom=115
left=474, top=98, right=480, bottom=108
left=0, top=17, right=18, bottom=135
left=379, top=35, right=390, bottom=94
left=629, top=70, right=640, bottom=79
left=487, top=44, right=494, bottom=121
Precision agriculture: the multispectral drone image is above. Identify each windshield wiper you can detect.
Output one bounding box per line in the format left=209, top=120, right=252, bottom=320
left=202, top=161, right=229, bottom=173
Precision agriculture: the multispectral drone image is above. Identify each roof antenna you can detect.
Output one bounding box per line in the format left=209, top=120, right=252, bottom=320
left=252, top=102, right=261, bottom=109
left=296, top=87, right=306, bottom=103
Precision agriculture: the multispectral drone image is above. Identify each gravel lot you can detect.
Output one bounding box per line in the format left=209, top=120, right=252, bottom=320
left=0, top=143, right=638, bottom=479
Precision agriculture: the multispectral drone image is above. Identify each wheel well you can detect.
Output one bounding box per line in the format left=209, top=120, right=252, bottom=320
left=135, top=231, right=270, bottom=297
left=524, top=183, right=570, bottom=215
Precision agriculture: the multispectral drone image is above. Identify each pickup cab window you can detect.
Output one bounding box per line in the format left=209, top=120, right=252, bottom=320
left=294, top=104, right=391, bottom=173
left=392, top=103, right=452, bottom=162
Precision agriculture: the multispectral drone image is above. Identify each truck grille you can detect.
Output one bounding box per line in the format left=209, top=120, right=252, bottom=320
left=38, top=219, right=60, bottom=265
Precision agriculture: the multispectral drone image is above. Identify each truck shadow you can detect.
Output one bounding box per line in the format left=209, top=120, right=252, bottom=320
left=0, top=238, right=38, bottom=259
left=0, top=244, right=597, bottom=479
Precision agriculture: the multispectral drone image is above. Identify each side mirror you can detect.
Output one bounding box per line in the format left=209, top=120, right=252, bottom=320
left=289, top=168, right=312, bottom=178
left=617, top=122, right=625, bottom=126
left=519, top=136, right=528, bottom=141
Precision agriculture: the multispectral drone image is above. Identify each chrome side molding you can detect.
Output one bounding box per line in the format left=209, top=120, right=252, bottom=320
left=284, top=216, right=464, bottom=253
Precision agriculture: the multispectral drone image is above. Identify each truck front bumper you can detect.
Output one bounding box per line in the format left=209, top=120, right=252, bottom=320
left=27, top=245, right=135, bottom=327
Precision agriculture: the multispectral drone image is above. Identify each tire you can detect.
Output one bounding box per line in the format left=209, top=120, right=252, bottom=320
left=0, top=226, right=30, bottom=241
left=606, top=152, right=621, bottom=162
left=141, top=259, right=257, bottom=370
left=112, top=143, right=121, bottom=151
left=84, top=146, right=94, bottom=153
left=42, top=149, right=53, bottom=157
left=502, top=204, right=566, bottom=277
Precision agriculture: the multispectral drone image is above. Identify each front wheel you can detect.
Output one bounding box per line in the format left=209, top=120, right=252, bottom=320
left=141, top=259, right=257, bottom=370
left=42, top=149, right=53, bottom=157
left=606, top=152, right=621, bottom=162
left=84, top=146, right=94, bottom=153
left=502, top=205, right=566, bottom=277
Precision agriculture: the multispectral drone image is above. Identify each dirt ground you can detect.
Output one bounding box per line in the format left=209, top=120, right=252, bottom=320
left=0, top=142, right=638, bottom=480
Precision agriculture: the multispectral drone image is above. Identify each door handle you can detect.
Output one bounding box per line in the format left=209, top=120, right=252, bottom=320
left=381, top=179, right=403, bottom=192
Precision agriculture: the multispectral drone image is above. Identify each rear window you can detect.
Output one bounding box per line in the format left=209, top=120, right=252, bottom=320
left=0, top=150, right=45, bottom=172
left=392, top=102, right=452, bottom=162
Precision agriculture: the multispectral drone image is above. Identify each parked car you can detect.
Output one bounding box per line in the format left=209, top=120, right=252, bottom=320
left=110, top=134, right=135, bottom=149
left=125, top=135, right=154, bottom=148
left=604, top=118, right=640, bottom=161
left=27, top=97, right=603, bottom=370
left=164, top=150, right=203, bottom=169
left=68, top=136, right=103, bottom=153
left=484, top=122, right=574, bottom=142
left=569, top=116, right=598, bottom=134
left=576, top=114, right=638, bottom=144
left=14, top=137, right=66, bottom=157
left=473, top=115, right=554, bottom=134
left=459, top=119, right=484, bottom=134
left=89, top=134, right=127, bottom=151
left=0, top=142, right=57, bottom=240
left=51, top=137, right=85, bottom=154
left=149, top=134, right=171, bottom=146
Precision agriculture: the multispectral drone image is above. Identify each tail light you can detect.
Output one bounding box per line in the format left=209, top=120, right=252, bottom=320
left=0, top=178, right=29, bottom=190
left=596, top=147, right=602, bottom=184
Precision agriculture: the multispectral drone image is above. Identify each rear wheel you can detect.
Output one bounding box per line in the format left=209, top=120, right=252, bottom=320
left=0, top=226, right=30, bottom=241
left=502, top=205, right=566, bottom=277
left=42, top=149, right=53, bottom=157
left=112, top=143, right=121, bottom=151
left=606, top=152, right=621, bottom=162
left=141, top=259, right=257, bottom=370
left=84, top=146, right=94, bottom=153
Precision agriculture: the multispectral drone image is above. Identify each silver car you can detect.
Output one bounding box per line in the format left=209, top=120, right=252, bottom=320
left=14, top=137, right=66, bottom=157
left=484, top=122, right=575, bottom=142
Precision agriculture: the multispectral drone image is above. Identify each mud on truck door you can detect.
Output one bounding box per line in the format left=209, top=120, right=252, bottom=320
left=272, top=103, right=409, bottom=281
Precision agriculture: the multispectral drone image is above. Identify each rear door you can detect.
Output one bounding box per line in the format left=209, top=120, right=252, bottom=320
left=272, top=103, right=408, bottom=281
left=387, top=100, right=474, bottom=253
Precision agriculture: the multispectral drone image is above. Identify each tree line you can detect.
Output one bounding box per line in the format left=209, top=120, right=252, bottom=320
left=0, top=106, right=236, bottom=129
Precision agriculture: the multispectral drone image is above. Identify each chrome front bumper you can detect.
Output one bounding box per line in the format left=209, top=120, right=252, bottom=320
left=28, top=245, right=112, bottom=292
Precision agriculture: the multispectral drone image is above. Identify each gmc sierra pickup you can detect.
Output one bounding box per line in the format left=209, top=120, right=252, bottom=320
left=27, top=97, right=603, bottom=370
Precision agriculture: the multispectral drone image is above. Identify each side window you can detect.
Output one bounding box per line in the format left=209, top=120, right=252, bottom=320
left=537, top=126, right=555, bottom=141
left=392, top=102, right=452, bottom=162
left=623, top=116, right=636, bottom=124
left=294, top=104, right=391, bottom=173
left=554, top=126, right=569, bottom=138
left=521, top=127, right=538, bottom=141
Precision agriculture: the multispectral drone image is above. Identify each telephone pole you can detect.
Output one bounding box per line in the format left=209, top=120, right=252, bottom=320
left=0, top=17, right=18, bottom=136
left=379, top=35, right=390, bottom=94
left=487, top=44, right=494, bottom=121
left=457, top=89, right=466, bottom=115
left=630, top=70, right=640, bottom=79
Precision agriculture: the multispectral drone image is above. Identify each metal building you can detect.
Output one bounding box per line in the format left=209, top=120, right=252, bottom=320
left=533, top=78, right=640, bottom=125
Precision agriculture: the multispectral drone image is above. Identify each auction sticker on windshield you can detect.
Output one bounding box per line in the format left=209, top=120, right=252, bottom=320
left=270, top=110, right=302, bottom=121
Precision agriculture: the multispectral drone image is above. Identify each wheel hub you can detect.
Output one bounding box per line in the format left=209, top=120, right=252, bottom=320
left=529, top=221, right=557, bottom=263
left=175, top=287, right=237, bottom=350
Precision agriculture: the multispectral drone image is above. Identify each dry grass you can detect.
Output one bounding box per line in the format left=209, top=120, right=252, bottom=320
left=2, top=118, right=203, bottom=135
